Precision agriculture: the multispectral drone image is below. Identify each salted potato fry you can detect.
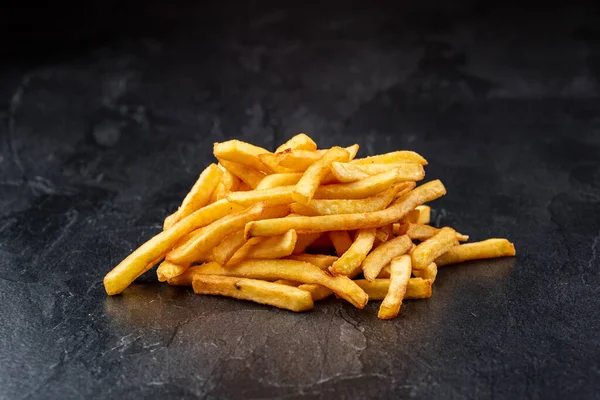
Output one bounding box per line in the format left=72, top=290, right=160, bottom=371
left=177, top=259, right=368, bottom=308
left=246, top=180, right=446, bottom=238
left=398, top=223, right=469, bottom=242
left=276, top=133, right=318, bottom=152
left=293, top=147, right=350, bottom=205
left=411, top=227, right=459, bottom=270
left=228, top=230, right=297, bottom=265
left=329, top=228, right=376, bottom=277
left=412, top=262, right=438, bottom=282
left=156, top=260, right=187, bottom=282
left=435, top=239, right=516, bottom=266
left=218, top=159, right=265, bottom=189
left=255, top=173, right=303, bottom=190
left=276, top=145, right=359, bottom=171
left=213, top=230, right=261, bottom=266
left=402, top=205, right=431, bottom=224
left=167, top=203, right=289, bottom=267
left=286, top=254, right=338, bottom=270
left=362, top=235, right=413, bottom=281
left=313, top=169, right=400, bottom=200
left=330, top=162, right=425, bottom=183
left=297, top=284, right=333, bottom=301
left=103, top=200, right=240, bottom=295
left=227, top=186, right=295, bottom=207
left=293, top=233, right=323, bottom=254
left=356, top=277, right=432, bottom=300
left=328, top=231, right=353, bottom=256
left=193, top=275, right=314, bottom=312
left=352, top=150, right=428, bottom=166
left=210, top=168, right=241, bottom=203
left=164, top=163, right=223, bottom=229
left=213, top=140, right=273, bottom=173
left=378, top=255, right=412, bottom=319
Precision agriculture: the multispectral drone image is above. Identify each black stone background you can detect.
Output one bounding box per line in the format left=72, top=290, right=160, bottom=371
left=1, top=1, right=599, bottom=399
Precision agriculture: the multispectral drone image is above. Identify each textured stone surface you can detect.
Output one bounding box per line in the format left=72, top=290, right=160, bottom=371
left=1, top=2, right=599, bottom=399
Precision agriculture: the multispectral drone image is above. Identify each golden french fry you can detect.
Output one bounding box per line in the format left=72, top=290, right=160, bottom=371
left=378, top=255, right=412, bottom=319
left=192, top=275, right=314, bottom=312
left=293, top=147, right=350, bottom=205
left=412, top=262, right=438, bottom=282
left=329, top=228, right=376, bottom=277
left=352, top=150, right=428, bottom=166
left=276, top=133, right=317, bottom=152
left=330, top=162, right=425, bottom=183
left=227, top=186, right=296, bottom=207
left=168, top=264, right=213, bottom=286
left=355, top=277, right=432, bottom=300
left=258, top=153, right=297, bottom=173
left=103, top=199, right=241, bottom=295
left=411, top=227, right=459, bottom=270
left=375, top=224, right=393, bottom=243
left=328, top=230, right=353, bottom=256
left=276, top=145, right=359, bottom=171
left=402, top=205, right=431, bottom=224
left=164, top=163, right=223, bottom=229
left=174, top=259, right=368, bottom=308
left=167, top=203, right=289, bottom=267
left=293, top=233, right=323, bottom=254
left=228, top=229, right=297, bottom=265
left=397, top=223, right=469, bottom=242
left=246, top=180, right=446, bottom=238
left=218, top=159, right=265, bottom=189
left=297, top=284, right=333, bottom=301
left=435, top=239, right=516, bottom=266
left=285, top=254, right=338, bottom=270
left=212, top=230, right=261, bottom=266
left=273, top=279, right=301, bottom=286
left=210, top=168, right=241, bottom=203
left=255, top=173, right=303, bottom=190
left=156, top=260, right=187, bottom=282
left=362, top=235, right=413, bottom=281
left=213, top=140, right=273, bottom=173
left=313, top=169, right=400, bottom=200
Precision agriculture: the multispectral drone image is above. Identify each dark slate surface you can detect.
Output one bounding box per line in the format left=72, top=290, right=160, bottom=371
left=1, top=2, right=599, bottom=399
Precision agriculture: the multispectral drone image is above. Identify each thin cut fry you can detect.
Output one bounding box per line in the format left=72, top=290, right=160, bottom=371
left=164, top=163, right=223, bottom=229
left=411, top=227, right=459, bottom=270
left=328, top=231, right=353, bottom=256
left=276, top=145, right=359, bottom=171
left=362, top=235, right=413, bottom=281
left=228, top=230, right=297, bottom=265
left=255, top=173, right=303, bottom=190
left=104, top=199, right=240, bottom=295
left=329, top=228, right=376, bottom=277
left=397, top=223, right=469, bottom=242
left=167, top=203, right=289, bottom=267
left=156, top=260, right=187, bottom=282
left=313, top=169, right=401, bottom=200
left=286, top=254, right=338, bottom=270
left=352, top=150, right=428, bottom=166
left=246, top=180, right=446, bottom=238
left=213, top=230, right=261, bottom=266
left=192, top=275, right=314, bottom=312
left=210, top=168, right=241, bottom=203
left=297, top=284, right=333, bottom=301
left=258, top=153, right=297, bottom=173
left=273, top=279, right=301, bottom=286
left=213, top=140, right=272, bottom=173
left=276, top=133, right=318, bottom=152
left=218, top=159, right=265, bottom=189
left=378, top=255, right=412, bottom=319
left=402, top=205, right=431, bottom=224
left=412, top=262, right=438, bottom=282
left=330, top=162, right=425, bottom=183
left=355, top=277, right=432, bottom=300
left=435, top=239, right=516, bottom=266
left=227, top=186, right=295, bottom=207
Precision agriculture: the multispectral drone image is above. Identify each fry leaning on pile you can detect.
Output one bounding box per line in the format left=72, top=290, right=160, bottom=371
left=103, top=133, right=516, bottom=320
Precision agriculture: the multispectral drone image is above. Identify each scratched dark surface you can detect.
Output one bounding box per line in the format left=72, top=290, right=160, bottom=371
left=1, top=1, right=599, bottom=399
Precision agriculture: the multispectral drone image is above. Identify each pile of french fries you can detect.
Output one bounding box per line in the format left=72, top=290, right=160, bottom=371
left=104, top=134, right=516, bottom=319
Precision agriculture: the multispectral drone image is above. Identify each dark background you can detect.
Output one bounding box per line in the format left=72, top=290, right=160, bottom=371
left=1, top=1, right=599, bottom=399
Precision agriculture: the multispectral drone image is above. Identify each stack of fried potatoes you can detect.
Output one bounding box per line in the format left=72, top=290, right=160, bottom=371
left=104, top=134, right=515, bottom=319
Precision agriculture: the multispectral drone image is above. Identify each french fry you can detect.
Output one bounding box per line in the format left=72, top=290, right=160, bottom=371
left=378, top=255, right=412, bottom=319
left=228, top=229, right=297, bottom=265
left=362, top=235, right=413, bottom=281
left=168, top=264, right=212, bottom=286
left=402, top=205, right=431, bottom=224
left=255, top=173, right=303, bottom=190
left=156, top=260, right=187, bottom=282
left=213, top=140, right=273, bottom=173
left=192, top=275, right=314, bottom=312
left=176, top=259, right=368, bottom=308
left=167, top=203, right=289, bottom=267
left=355, top=277, right=432, bottom=300
left=313, top=169, right=401, bottom=200
left=210, top=168, right=241, bottom=203
left=297, top=284, right=333, bottom=301
left=293, top=147, right=350, bottom=205
left=411, top=227, right=459, bottom=270
left=276, top=145, right=359, bottom=171
left=397, top=223, right=469, bottom=242
left=352, top=150, right=428, bottom=166
left=329, top=228, right=376, bottom=277
left=104, top=199, right=241, bottom=295
left=227, top=186, right=295, bottom=207
left=330, top=162, right=425, bottom=183
left=412, top=262, right=438, bottom=282
left=245, top=180, right=446, bottom=238
left=258, top=153, right=297, bottom=173
left=273, top=279, right=301, bottom=286
left=293, top=233, right=323, bottom=254
left=276, top=133, right=318, bottom=152
left=212, top=230, right=261, bottom=266
left=218, top=159, right=265, bottom=189
left=286, top=254, right=338, bottom=270
left=238, top=182, right=251, bottom=191
left=435, top=239, right=516, bottom=266
left=375, top=224, right=393, bottom=243
left=328, top=230, right=353, bottom=256
left=164, top=163, right=223, bottom=229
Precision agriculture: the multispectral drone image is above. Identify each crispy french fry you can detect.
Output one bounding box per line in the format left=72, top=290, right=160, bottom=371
left=218, top=159, right=265, bottom=189
left=276, top=145, right=359, bottom=171
left=352, top=150, right=428, bottom=166
left=402, top=205, right=431, bottom=224
left=329, top=228, right=376, bottom=277
left=286, top=254, right=338, bottom=270
left=156, top=260, right=187, bottom=282
left=297, top=284, right=333, bottom=301
left=213, top=140, right=273, bottom=173
left=313, top=169, right=400, bottom=200
left=213, top=230, right=261, bottom=266
left=412, top=227, right=459, bottom=270
left=362, top=235, right=413, bottom=281
left=168, top=264, right=212, bottom=286
left=276, top=133, right=317, bottom=152
left=293, top=233, right=323, bottom=254
left=210, top=168, right=241, bottom=203
left=167, top=203, right=289, bottom=267
left=258, top=153, right=297, bottom=173
left=375, top=224, right=393, bottom=243
left=246, top=180, right=446, bottom=238
left=227, top=186, right=296, bottom=207
left=355, top=277, right=432, bottom=300
left=330, top=162, right=425, bottom=183
left=103, top=200, right=241, bottom=295
left=378, top=255, right=412, bottom=319
left=397, top=223, right=469, bottom=242
left=176, top=259, right=368, bottom=308
left=412, top=262, right=438, bottom=282
left=435, top=239, right=516, bottom=266
left=255, top=173, right=303, bottom=190
left=164, top=164, right=223, bottom=229
left=192, top=275, right=314, bottom=312
left=328, top=230, right=353, bottom=256
left=293, top=147, right=350, bottom=205
left=228, top=230, right=297, bottom=265
left=273, top=279, right=301, bottom=286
